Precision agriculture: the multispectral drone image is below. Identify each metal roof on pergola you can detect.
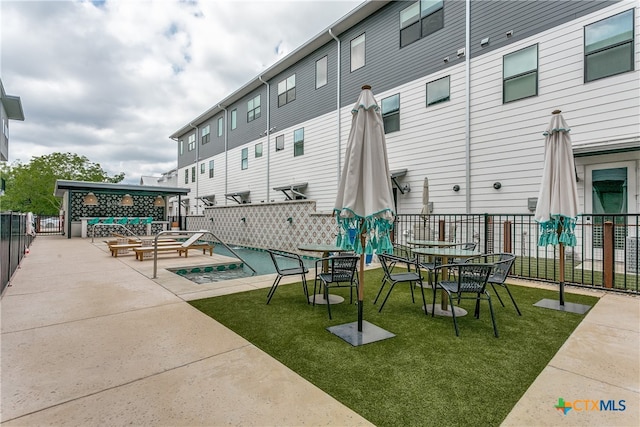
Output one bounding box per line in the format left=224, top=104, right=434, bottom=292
left=54, top=180, right=190, bottom=197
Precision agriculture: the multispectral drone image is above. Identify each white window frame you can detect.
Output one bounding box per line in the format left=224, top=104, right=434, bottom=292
left=231, top=109, right=237, bottom=130
left=217, top=117, right=223, bottom=137
left=187, top=134, right=195, bottom=151
left=255, top=142, right=263, bottom=158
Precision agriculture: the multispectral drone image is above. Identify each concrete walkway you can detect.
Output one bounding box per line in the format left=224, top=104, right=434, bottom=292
left=1, top=236, right=638, bottom=426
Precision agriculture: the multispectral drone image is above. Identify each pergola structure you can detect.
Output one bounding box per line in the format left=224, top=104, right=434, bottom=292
left=54, top=180, right=190, bottom=238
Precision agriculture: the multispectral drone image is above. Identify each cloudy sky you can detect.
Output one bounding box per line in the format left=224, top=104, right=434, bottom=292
left=1, top=0, right=363, bottom=183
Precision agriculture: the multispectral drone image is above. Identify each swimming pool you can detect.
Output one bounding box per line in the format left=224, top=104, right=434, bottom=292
left=170, top=245, right=318, bottom=284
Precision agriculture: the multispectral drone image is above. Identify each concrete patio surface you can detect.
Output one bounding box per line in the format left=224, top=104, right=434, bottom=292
left=1, top=235, right=638, bottom=426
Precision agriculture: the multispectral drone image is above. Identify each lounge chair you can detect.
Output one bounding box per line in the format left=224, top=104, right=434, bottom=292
left=132, top=232, right=213, bottom=261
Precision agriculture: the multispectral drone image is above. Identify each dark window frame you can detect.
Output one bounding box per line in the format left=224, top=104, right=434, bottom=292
left=316, top=56, right=328, bottom=89
left=247, top=95, right=261, bottom=122
left=241, top=147, right=248, bottom=170
left=503, top=44, right=539, bottom=104
left=426, top=75, right=451, bottom=106
left=400, top=0, right=444, bottom=49
left=277, top=74, right=296, bottom=107
left=275, top=134, right=285, bottom=152
left=381, top=94, right=400, bottom=134
left=209, top=160, right=214, bottom=178
left=584, top=9, right=635, bottom=83
left=293, top=128, right=304, bottom=157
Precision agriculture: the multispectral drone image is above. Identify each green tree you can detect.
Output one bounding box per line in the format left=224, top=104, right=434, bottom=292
left=0, top=152, right=125, bottom=215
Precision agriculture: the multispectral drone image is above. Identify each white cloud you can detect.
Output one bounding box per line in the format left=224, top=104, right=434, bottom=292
left=2, top=0, right=363, bottom=183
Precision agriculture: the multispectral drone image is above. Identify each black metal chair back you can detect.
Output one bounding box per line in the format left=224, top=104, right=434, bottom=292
left=313, top=255, right=359, bottom=319
left=375, top=253, right=428, bottom=314
left=266, top=249, right=309, bottom=304
left=432, top=263, right=498, bottom=337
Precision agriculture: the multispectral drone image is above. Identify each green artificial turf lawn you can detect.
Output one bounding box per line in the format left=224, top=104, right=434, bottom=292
left=190, top=268, right=598, bottom=427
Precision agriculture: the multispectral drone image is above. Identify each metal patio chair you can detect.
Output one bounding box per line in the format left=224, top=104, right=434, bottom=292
left=432, top=263, right=498, bottom=337
left=313, top=254, right=359, bottom=319
left=375, top=253, right=428, bottom=314
left=266, top=249, right=309, bottom=304
left=466, top=253, right=520, bottom=315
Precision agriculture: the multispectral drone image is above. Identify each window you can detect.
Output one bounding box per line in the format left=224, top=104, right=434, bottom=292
left=316, top=56, right=328, bottom=88
left=426, top=75, right=450, bottom=106
left=209, top=160, right=214, bottom=178
left=293, top=128, right=304, bottom=157
left=255, top=142, right=263, bottom=158
left=350, top=33, right=365, bottom=71
left=217, top=117, right=223, bottom=137
left=200, top=163, right=205, bottom=174
left=187, top=134, right=195, bottom=151
left=400, top=0, right=444, bottom=48
left=275, top=135, right=284, bottom=152
left=201, top=125, right=210, bottom=144
left=278, top=74, right=296, bottom=107
left=179, top=139, right=184, bottom=155
left=585, top=9, right=634, bottom=82
left=247, top=95, right=261, bottom=122
left=191, top=166, right=196, bottom=182
left=184, top=169, right=188, bottom=184
left=241, top=148, right=248, bottom=170
left=503, top=44, right=538, bottom=103
left=231, top=109, right=237, bottom=130
left=381, top=94, right=400, bottom=134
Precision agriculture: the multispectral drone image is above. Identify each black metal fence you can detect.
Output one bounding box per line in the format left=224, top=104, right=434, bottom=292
left=1, top=212, right=35, bottom=294
left=394, top=213, right=639, bottom=294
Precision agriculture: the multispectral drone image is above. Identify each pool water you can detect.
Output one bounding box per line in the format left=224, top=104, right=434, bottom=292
left=171, top=245, right=318, bottom=284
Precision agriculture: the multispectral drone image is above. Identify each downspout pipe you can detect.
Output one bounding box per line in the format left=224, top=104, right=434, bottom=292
left=258, top=76, right=270, bottom=202
left=217, top=104, right=228, bottom=204
left=189, top=122, right=198, bottom=215
left=464, top=0, right=471, bottom=213
left=329, top=28, right=341, bottom=183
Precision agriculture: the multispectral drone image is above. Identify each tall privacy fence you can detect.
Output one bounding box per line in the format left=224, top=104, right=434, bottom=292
left=394, top=213, right=639, bottom=294
left=1, top=212, right=35, bottom=295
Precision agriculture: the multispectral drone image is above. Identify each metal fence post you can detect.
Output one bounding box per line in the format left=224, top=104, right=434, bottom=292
left=603, top=221, right=614, bottom=288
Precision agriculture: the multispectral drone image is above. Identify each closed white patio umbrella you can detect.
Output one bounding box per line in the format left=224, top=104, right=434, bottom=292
left=330, top=85, right=396, bottom=345
left=534, top=110, right=590, bottom=314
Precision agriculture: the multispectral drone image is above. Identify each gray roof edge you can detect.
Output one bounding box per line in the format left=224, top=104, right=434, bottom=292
left=54, top=179, right=190, bottom=197
left=169, top=0, right=389, bottom=139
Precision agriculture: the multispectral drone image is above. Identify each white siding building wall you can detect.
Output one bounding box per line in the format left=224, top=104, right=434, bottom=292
left=178, top=1, right=638, bottom=219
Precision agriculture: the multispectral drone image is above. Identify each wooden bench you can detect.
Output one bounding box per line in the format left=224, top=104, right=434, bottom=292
left=133, top=243, right=214, bottom=261
left=108, top=241, right=178, bottom=257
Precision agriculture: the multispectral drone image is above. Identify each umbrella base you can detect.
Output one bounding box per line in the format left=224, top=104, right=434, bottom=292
left=534, top=298, right=591, bottom=314
left=422, top=305, right=468, bottom=317
left=327, top=321, right=395, bottom=346
left=308, top=294, right=344, bottom=305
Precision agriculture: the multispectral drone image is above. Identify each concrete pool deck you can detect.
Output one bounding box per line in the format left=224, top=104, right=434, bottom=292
left=1, top=235, right=638, bottom=426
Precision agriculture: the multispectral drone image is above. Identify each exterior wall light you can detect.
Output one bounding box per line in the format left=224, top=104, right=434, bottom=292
left=83, top=192, right=98, bottom=206
left=452, top=185, right=460, bottom=192
left=153, top=196, right=165, bottom=207
left=493, top=182, right=502, bottom=190
left=120, top=194, right=134, bottom=206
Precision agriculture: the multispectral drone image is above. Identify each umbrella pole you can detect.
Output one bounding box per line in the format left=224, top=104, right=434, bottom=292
left=358, top=230, right=365, bottom=332
left=559, top=242, right=565, bottom=306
